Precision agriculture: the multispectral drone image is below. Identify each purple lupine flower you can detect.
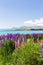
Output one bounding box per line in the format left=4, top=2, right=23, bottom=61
left=42, top=45, right=43, bottom=48
left=26, top=34, right=30, bottom=38
left=9, top=34, right=12, bottom=39
left=20, top=37, right=22, bottom=43
left=21, top=35, right=25, bottom=47
left=4, top=37, right=7, bottom=45
left=1, top=35, right=5, bottom=40
left=12, top=34, right=18, bottom=49
left=32, top=34, right=38, bottom=38
left=7, top=34, right=12, bottom=40
left=32, top=34, right=39, bottom=43
left=14, top=35, right=20, bottom=49
left=0, top=36, right=2, bottom=40
left=6, top=34, right=10, bottom=40
left=12, top=35, right=18, bottom=42
left=2, top=35, right=7, bottom=45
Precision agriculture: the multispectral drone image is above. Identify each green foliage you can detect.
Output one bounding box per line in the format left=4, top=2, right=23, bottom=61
left=0, top=40, right=15, bottom=65
left=38, top=36, right=43, bottom=40
left=0, top=39, right=42, bottom=65
left=11, top=43, right=41, bottom=65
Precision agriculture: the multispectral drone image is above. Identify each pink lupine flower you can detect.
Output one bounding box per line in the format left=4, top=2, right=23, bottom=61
left=41, top=44, right=43, bottom=57
left=0, top=40, right=2, bottom=48
left=15, top=39, right=20, bottom=49
left=41, top=40, right=43, bottom=57
left=27, top=38, right=30, bottom=43
left=17, top=39, right=20, bottom=48
left=15, top=41, right=17, bottom=49
left=21, top=36, right=25, bottom=47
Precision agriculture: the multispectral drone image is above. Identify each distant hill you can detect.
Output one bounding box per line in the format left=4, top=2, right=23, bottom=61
left=11, top=26, right=43, bottom=30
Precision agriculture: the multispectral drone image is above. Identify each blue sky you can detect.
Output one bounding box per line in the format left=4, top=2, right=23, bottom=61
left=0, top=0, right=43, bottom=29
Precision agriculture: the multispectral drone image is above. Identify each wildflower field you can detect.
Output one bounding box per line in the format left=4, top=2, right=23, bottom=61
left=0, top=34, right=43, bottom=65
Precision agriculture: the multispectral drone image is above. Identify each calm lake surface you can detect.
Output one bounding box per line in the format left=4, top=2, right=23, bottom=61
left=0, top=30, right=43, bottom=35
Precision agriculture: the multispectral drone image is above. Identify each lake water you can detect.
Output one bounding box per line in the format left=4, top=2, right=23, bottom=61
left=0, top=30, right=43, bottom=35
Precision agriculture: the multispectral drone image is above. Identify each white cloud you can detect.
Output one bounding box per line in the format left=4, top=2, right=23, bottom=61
left=24, top=18, right=43, bottom=26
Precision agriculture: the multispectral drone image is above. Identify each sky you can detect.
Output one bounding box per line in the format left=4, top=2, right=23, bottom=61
left=0, top=0, right=43, bottom=29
